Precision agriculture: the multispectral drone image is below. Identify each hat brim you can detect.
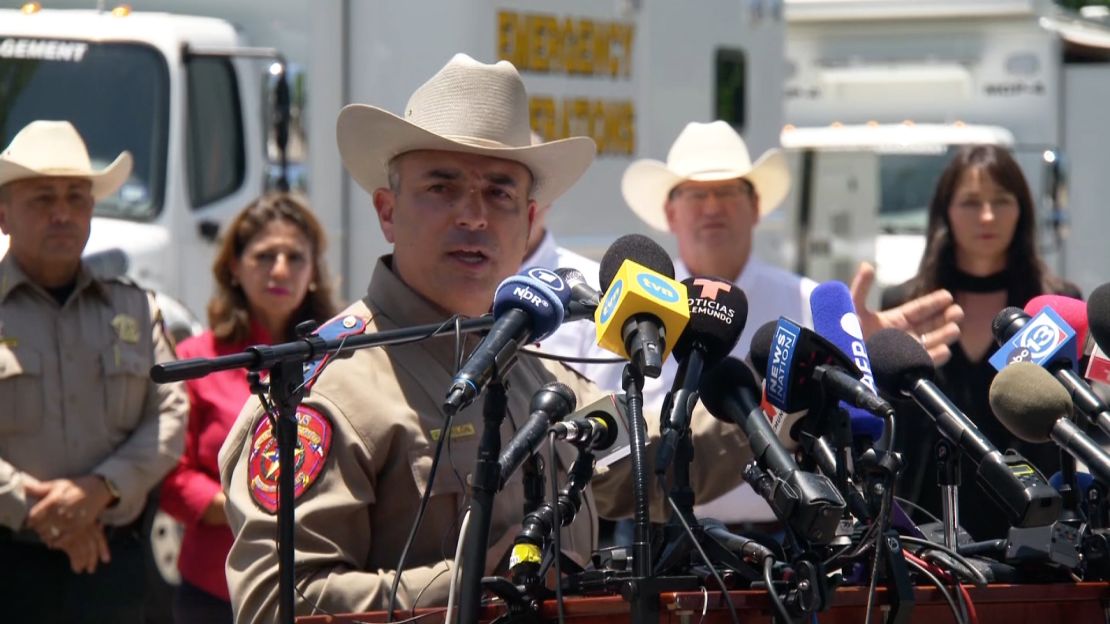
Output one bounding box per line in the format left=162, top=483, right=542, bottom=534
left=0, top=151, right=133, bottom=201
left=621, top=149, right=790, bottom=232
left=337, top=104, right=595, bottom=207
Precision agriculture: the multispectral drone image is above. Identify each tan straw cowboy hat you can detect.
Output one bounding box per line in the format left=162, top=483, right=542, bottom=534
left=337, top=53, right=596, bottom=207
left=621, top=120, right=790, bottom=232
left=0, top=120, right=132, bottom=200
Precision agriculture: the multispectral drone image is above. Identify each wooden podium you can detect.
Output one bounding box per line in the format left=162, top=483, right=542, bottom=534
left=297, top=582, right=1110, bottom=624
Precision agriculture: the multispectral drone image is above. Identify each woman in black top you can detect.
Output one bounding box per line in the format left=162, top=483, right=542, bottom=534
left=882, top=145, right=1078, bottom=541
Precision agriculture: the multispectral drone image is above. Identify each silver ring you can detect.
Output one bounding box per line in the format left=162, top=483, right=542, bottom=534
left=919, top=333, right=928, bottom=346
left=49, top=525, right=60, bottom=538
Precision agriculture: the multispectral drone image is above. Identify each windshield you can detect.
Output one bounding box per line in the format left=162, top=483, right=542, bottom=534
left=0, top=40, right=169, bottom=220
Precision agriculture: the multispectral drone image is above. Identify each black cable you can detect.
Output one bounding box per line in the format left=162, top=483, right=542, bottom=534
left=919, top=552, right=971, bottom=624
left=904, top=557, right=966, bottom=624
left=762, top=556, right=792, bottom=624
left=898, top=536, right=989, bottom=587
left=386, top=319, right=469, bottom=622
left=894, top=496, right=944, bottom=526
left=665, top=495, right=740, bottom=624
left=549, top=433, right=565, bottom=624
left=519, top=347, right=626, bottom=364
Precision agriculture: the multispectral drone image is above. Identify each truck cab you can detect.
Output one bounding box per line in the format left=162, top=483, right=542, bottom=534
left=0, top=5, right=270, bottom=322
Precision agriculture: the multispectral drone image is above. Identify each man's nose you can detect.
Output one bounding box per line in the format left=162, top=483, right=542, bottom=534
left=455, top=187, right=489, bottom=230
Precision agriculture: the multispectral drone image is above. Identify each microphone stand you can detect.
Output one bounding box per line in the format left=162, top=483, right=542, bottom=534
left=935, top=439, right=962, bottom=550
left=620, top=363, right=674, bottom=624
left=458, top=381, right=509, bottom=624
left=149, top=317, right=498, bottom=624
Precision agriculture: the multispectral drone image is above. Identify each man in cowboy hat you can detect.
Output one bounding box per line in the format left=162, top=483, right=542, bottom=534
left=622, top=120, right=964, bottom=364
left=219, top=54, right=752, bottom=623
left=0, top=120, right=187, bottom=621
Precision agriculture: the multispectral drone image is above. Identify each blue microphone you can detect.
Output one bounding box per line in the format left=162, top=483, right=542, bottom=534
left=443, top=268, right=571, bottom=413
left=810, top=281, right=886, bottom=447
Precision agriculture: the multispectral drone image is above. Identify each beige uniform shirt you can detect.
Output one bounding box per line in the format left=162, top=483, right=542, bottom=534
left=0, top=253, right=188, bottom=529
left=219, top=257, right=753, bottom=624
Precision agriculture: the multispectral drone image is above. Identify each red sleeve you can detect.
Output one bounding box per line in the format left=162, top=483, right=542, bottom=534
left=160, top=334, right=223, bottom=525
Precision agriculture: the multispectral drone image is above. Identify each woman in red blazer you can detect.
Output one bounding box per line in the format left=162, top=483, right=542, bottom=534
left=161, top=193, right=337, bottom=623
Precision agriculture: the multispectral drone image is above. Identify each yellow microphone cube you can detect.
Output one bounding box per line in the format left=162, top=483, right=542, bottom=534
left=594, top=259, right=690, bottom=362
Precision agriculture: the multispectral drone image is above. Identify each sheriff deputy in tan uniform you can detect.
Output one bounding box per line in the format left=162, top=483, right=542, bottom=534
left=0, top=120, right=188, bottom=623
left=219, top=54, right=754, bottom=624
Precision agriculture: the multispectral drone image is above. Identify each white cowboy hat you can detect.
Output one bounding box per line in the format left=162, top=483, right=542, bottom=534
left=0, top=120, right=132, bottom=200
left=337, top=53, right=596, bottom=207
left=621, top=120, right=790, bottom=232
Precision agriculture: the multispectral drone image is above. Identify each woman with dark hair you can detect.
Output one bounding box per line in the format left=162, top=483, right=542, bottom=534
left=159, top=193, right=338, bottom=623
left=883, top=145, right=1078, bottom=541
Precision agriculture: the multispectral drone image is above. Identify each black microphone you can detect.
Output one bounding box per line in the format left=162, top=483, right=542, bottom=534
left=990, top=362, right=1110, bottom=484
left=993, top=305, right=1110, bottom=437
left=1088, top=283, right=1110, bottom=355
left=655, top=277, right=748, bottom=475
left=444, top=269, right=570, bottom=414
left=550, top=409, right=619, bottom=451
left=867, top=328, right=1061, bottom=528
left=699, top=357, right=846, bottom=544
left=554, top=267, right=600, bottom=322
left=497, top=382, right=577, bottom=488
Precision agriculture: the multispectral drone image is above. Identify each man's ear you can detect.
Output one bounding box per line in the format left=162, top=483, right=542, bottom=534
left=372, top=188, right=396, bottom=244
left=527, top=199, right=536, bottom=231
left=664, top=199, right=678, bottom=231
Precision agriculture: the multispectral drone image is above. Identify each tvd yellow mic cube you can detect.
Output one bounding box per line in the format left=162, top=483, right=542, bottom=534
left=594, top=260, right=690, bottom=363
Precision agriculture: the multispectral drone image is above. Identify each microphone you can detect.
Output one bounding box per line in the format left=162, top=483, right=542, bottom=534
left=990, top=362, right=1110, bottom=484
left=1088, top=283, right=1110, bottom=354
left=594, top=234, right=690, bottom=378
left=991, top=305, right=1110, bottom=437
left=809, top=281, right=887, bottom=448
left=749, top=320, right=824, bottom=452
left=763, top=317, right=893, bottom=418
left=551, top=411, right=619, bottom=451
left=553, top=267, right=600, bottom=322
left=444, top=268, right=571, bottom=414
left=699, top=357, right=846, bottom=544
left=656, top=277, right=748, bottom=475
left=1086, top=284, right=1110, bottom=383
left=867, top=328, right=1061, bottom=528
left=497, top=382, right=577, bottom=488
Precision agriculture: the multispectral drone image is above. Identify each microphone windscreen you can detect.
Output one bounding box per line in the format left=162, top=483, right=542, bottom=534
left=492, top=272, right=567, bottom=341
left=866, top=328, right=936, bottom=394
left=699, top=356, right=759, bottom=422
left=749, top=320, right=778, bottom=375
left=672, top=277, right=749, bottom=365
left=1025, top=295, right=1088, bottom=352
left=988, top=361, right=1073, bottom=443
left=809, top=281, right=883, bottom=440
left=991, top=306, right=1028, bottom=344
left=599, top=234, right=675, bottom=290
left=1088, top=283, right=1110, bottom=353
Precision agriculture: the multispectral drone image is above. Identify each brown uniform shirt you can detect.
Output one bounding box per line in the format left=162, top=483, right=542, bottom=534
left=0, top=253, right=188, bottom=529
left=219, top=257, right=753, bottom=623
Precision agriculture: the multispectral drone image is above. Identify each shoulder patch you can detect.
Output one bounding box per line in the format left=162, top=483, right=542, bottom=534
left=247, top=405, right=334, bottom=514
left=301, top=313, right=369, bottom=392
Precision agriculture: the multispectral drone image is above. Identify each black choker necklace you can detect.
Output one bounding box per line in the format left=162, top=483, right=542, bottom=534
left=951, top=268, right=1009, bottom=293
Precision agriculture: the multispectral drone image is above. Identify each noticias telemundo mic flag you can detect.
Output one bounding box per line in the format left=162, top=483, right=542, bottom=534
left=594, top=259, right=690, bottom=363
left=990, top=307, right=1078, bottom=373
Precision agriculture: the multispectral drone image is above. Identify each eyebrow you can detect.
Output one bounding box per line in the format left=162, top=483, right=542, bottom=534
left=421, top=168, right=521, bottom=188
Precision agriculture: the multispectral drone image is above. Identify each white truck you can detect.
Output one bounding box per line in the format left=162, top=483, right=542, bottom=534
left=780, top=0, right=1110, bottom=294
left=0, top=4, right=283, bottom=332
left=1, top=0, right=790, bottom=313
